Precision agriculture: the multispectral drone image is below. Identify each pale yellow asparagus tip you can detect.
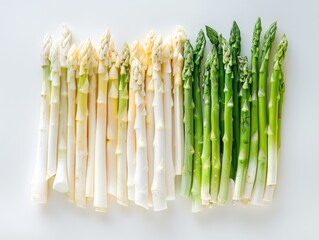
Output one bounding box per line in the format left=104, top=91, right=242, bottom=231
left=145, top=31, right=156, bottom=55
left=41, top=33, right=52, bottom=66
left=130, top=41, right=140, bottom=63
left=152, top=35, right=163, bottom=70
left=60, top=25, right=72, bottom=67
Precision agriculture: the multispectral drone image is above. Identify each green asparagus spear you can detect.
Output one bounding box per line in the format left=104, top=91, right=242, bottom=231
left=243, top=18, right=262, bottom=201
left=278, top=70, right=285, bottom=155
left=267, top=35, right=288, bottom=186
left=217, top=37, right=233, bottom=204
left=180, top=40, right=194, bottom=197
left=217, top=35, right=225, bottom=156
left=229, top=21, right=241, bottom=179
left=210, top=46, right=221, bottom=203
left=201, top=51, right=213, bottom=205
left=251, top=22, right=277, bottom=205
left=191, top=30, right=206, bottom=212
left=205, top=26, right=224, bottom=156
left=233, top=56, right=251, bottom=201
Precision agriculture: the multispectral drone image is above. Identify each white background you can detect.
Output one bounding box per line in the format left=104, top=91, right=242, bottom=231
left=0, top=0, right=318, bottom=239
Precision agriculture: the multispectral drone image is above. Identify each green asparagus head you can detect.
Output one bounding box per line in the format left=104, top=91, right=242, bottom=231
left=252, top=17, right=262, bottom=52
left=230, top=21, right=241, bottom=58
left=205, top=25, right=219, bottom=46
left=262, top=22, right=277, bottom=58
left=274, top=35, right=288, bottom=70
left=182, top=40, right=194, bottom=82
left=193, top=29, right=206, bottom=65
left=221, top=36, right=232, bottom=70
left=203, top=51, right=213, bottom=85
left=238, top=56, right=250, bottom=86
left=218, top=34, right=224, bottom=55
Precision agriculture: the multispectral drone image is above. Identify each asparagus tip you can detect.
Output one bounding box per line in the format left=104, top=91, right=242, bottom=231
left=205, top=25, right=219, bottom=45
left=193, top=29, right=206, bottom=64
left=41, top=33, right=52, bottom=66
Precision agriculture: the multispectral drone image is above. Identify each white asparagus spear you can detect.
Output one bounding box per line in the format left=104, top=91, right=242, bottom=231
left=94, top=31, right=110, bottom=211
left=144, top=31, right=156, bottom=206
left=47, top=41, right=61, bottom=180
left=53, top=25, right=72, bottom=193
left=107, top=40, right=120, bottom=196
left=75, top=40, right=92, bottom=208
left=151, top=35, right=167, bottom=211
left=85, top=48, right=98, bottom=198
left=127, top=41, right=139, bottom=201
left=162, top=37, right=175, bottom=200
left=31, top=33, right=52, bottom=203
left=132, top=58, right=149, bottom=209
left=116, top=43, right=130, bottom=206
left=172, top=26, right=186, bottom=175
left=66, top=44, right=78, bottom=202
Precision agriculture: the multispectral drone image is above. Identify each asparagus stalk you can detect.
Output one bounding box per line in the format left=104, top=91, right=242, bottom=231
left=243, top=18, right=262, bottom=202
left=251, top=22, right=277, bottom=205
left=201, top=51, right=213, bottom=205
left=277, top=71, right=285, bottom=156
left=144, top=31, right=156, bottom=205
left=54, top=25, right=72, bottom=193
left=151, top=35, right=167, bottom=211
left=264, top=70, right=285, bottom=202
left=47, top=41, right=61, bottom=180
left=127, top=41, right=139, bottom=201
left=180, top=40, right=194, bottom=197
left=116, top=43, right=130, bottom=206
left=191, top=29, right=205, bottom=212
left=217, top=37, right=233, bottom=205
left=162, top=37, right=175, bottom=200
left=85, top=48, right=98, bottom=198
left=107, top=40, right=120, bottom=196
left=229, top=22, right=241, bottom=179
left=233, top=56, right=251, bottom=201
left=277, top=70, right=285, bottom=167
left=205, top=25, right=224, bottom=172
left=136, top=43, right=148, bottom=206
left=209, top=47, right=221, bottom=203
left=218, top=35, right=225, bottom=155
left=172, top=26, right=186, bottom=175
left=75, top=40, right=92, bottom=208
left=132, top=58, right=149, bottom=209
left=94, top=31, right=110, bottom=211
left=264, top=36, right=288, bottom=202
left=31, top=33, right=52, bottom=203
left=66, top=44, right=77, bottom=202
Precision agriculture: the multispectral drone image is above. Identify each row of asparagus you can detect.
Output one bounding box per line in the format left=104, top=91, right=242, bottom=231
left=32, top=18, right=288, bottom=212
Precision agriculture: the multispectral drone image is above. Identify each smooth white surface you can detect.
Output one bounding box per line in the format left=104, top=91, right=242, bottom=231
left=0, top=0, right=318, bottom=239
